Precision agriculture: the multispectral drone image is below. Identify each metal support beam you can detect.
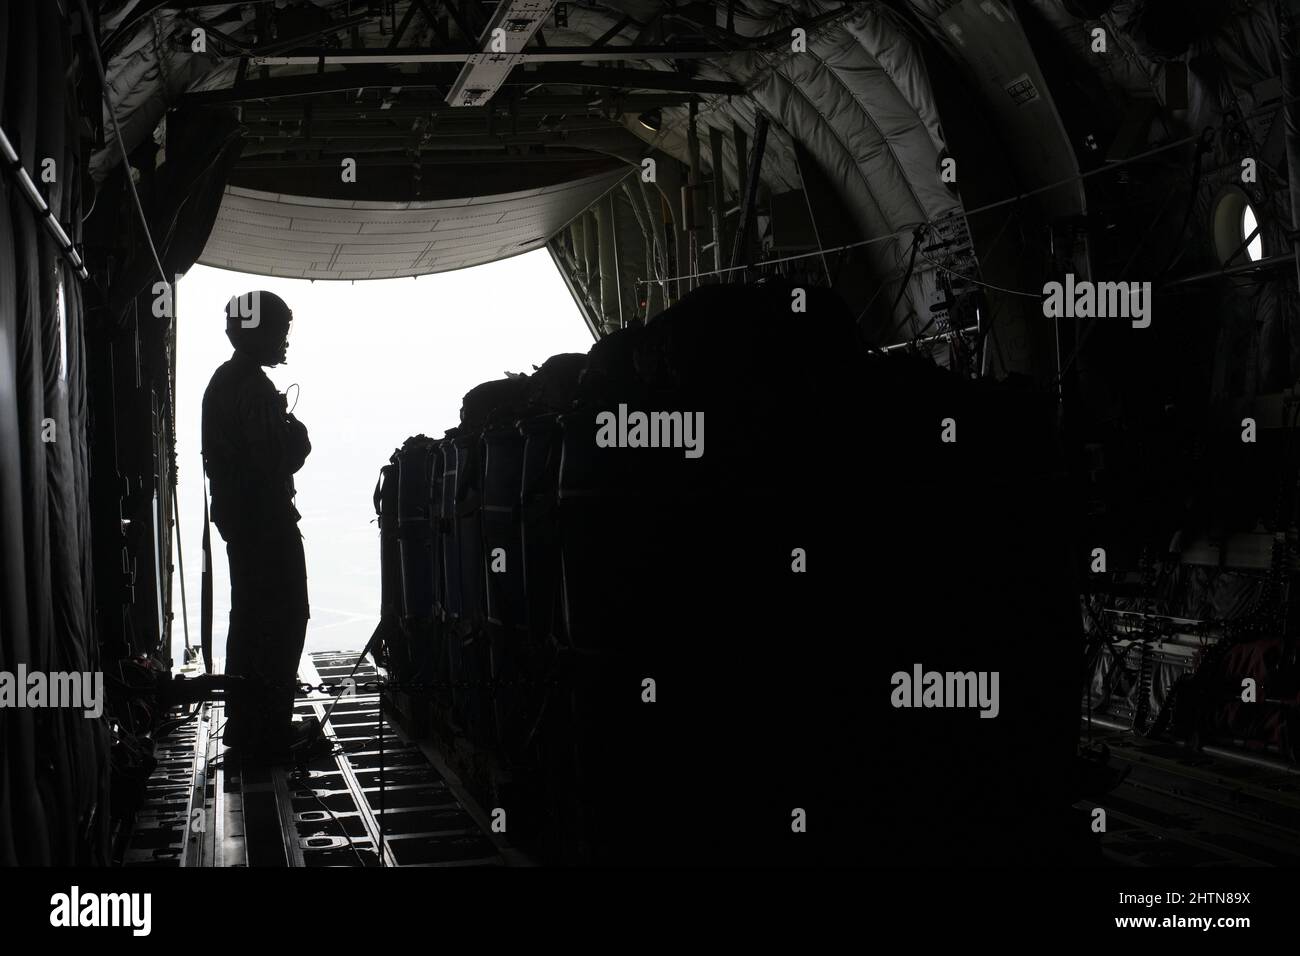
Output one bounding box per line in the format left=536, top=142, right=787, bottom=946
left=259, top=13, right=379, bottom=56
left=548, top=240, right=601, bottom=339
left=622, top=178, right=657, bottom=320
left=634, top=11, right=666, bottom=45
left=732, top=121, right=748, bottom=216
left=709, top=125, right=726, bottom=279
left=445, top=0, right=559, bottom=107
left=453, top=0, right=491, bottom=38
left=638, top=174, right=671, bottom=313
left=792, top=138, right=853, bottom=286
left=238, top=127, right=581, bottom=146
left=653, top=158, right=689, bottom=300
left=1281, top=3, right=1300, bottom=318
left=1160, top=250, right=1298, bottom=290
left=523, top=64, right=741, bottom=93
left=440, top=0, right=480, bottom=41
left=255, top=3, right=273, bottom=80
left=597, top=198, right=616, bottom=324
left=592, top=15, right=634, bottom=47
left=570, top=215, right=586, bottom=281
left=251, top=45, right=730, bottom=66
left=598, top=191, right=623, bottom=330
left=422, top=0, right=451, bottom=45
left=668, top=4, right=857, bottom=53
left=729, top=114, right=769, bottom=278
left=685, top=100, right=701, bottom=292
left=102, top=0, right=275, bottom=58
left=388, top=1, right=421, bottom=49
left=238, top=93, right=696, bottom=121
left=175, top=12, right=258, bottom=57
left=231, top=151, right=616, bottom=167
left=582, top=209, right=599, bottom=306
left=185, top=65, right=740, bottom=105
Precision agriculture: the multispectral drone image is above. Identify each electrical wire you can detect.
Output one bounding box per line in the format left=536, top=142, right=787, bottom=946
left=1157, top=128, right=1216, bottom=278
left=81, top=181, right=100, bottom=223
left=634, top=129, right=1203, bottom=286
left=914, top=249, right=1043, bottom=300
left=154, top=706, right=203, bottom=739
left=299, top=779, right=369, bottom=867
left=639, top=93, right=1300, bottom=290
left=880, top=225, right=929, bottom=344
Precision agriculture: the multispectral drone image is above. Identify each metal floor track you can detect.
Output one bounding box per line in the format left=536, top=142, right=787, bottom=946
left=124, top=650, right=512, bottom=867
left=1077, top=725, right=1300, bottom=867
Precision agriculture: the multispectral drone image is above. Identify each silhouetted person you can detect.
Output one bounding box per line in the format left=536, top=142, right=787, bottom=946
left=201, top=291, right=311, bottom=754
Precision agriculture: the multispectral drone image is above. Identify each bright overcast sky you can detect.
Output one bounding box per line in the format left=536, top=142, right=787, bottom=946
left=173, top=251, right=594, bottom=666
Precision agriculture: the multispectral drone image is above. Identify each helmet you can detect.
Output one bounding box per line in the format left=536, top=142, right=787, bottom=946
left=225, top=290, right=293, bottom=366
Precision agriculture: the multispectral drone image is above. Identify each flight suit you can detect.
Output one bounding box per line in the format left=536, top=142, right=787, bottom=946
left=201, top=350, right=311, bottom=749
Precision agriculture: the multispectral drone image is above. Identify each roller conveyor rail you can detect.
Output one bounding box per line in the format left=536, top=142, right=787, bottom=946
left=1078, top=724, right=1300, bottom=867
left=122, top=651, right=522, bottom=867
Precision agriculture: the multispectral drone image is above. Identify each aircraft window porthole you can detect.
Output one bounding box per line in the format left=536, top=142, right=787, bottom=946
left=1241, top=204, right=1263, bottom=263
left=1211, top=188, right=1265, bottom=267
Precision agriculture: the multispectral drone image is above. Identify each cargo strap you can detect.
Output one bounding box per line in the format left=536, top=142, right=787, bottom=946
left=201, top=462, right=214, bottom=674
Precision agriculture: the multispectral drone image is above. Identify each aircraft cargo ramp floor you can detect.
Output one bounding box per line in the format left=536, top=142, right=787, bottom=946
left=1076, top=724, right=1300, bottom=867
left=122, top=650, right=1300, bottom=868
left=122, top=651, right=524, bottom=867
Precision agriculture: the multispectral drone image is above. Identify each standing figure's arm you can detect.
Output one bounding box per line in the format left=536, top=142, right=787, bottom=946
left=238, top=377, right=311, bottom=481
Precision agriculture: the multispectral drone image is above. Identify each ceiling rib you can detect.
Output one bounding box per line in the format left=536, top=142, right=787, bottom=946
left=445, top=0, right=558, bottom=108
left=184, top=66, right=742, bottom=106
left=250, top=45, right=727, bottom=67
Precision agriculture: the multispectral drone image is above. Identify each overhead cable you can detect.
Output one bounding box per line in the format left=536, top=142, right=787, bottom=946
left=914, top=249, right=1043, bottom=300
left=638, top=95, right=1296, bottom=288
left=77, top=0, right=169, bottom=287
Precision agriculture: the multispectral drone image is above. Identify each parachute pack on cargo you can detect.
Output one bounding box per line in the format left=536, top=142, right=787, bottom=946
left=370, top=283, right=1079, bottom=866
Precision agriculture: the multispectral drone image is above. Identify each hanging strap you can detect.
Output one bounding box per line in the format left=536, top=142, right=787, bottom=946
left=200, top=462, right=214, bottom=675
left=171, top=485, right=192, bottom=659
